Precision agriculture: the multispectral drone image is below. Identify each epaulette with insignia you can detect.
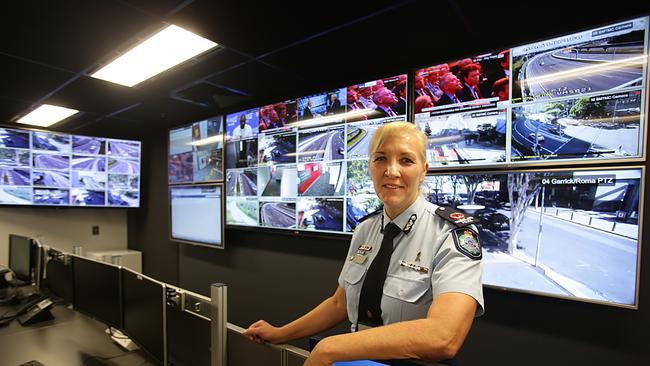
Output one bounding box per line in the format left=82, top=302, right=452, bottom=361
left=358, top=206, right=383, bottom=224
left=435, top=206, right=477, bottom=227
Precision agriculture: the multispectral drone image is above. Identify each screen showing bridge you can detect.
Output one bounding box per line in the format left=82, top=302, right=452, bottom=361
left=415, top=16, right=648, bottom=167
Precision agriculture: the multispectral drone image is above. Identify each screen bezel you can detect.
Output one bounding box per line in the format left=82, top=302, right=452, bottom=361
left=168, top=182, right=226, bottom=249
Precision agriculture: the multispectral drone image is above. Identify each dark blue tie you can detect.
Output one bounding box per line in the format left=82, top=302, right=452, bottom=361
left=357, top=222, right=402, bottom=327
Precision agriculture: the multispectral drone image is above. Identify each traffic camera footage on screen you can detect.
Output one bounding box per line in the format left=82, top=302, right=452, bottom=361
left=0, top=127, right=141, bottom=207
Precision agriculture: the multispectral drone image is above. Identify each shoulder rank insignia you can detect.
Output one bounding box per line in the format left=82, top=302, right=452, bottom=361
left=452, top=228, right=482, bottom=260
left=435, top=206, right=477, bottom=227
left=403, top=214, right=417, bottom=234
left=358, top=206, right=383, bottom=224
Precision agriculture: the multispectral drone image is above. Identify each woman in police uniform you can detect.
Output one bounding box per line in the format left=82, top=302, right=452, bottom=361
left=244, top=122, right=484, bottom=365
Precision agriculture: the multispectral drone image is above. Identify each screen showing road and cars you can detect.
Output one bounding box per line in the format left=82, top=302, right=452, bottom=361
left=415, top=16, right=648, bottom=167
left=0, top=126, right=141, bottom=207
left=225, top=74, right=408, bottom=234
left=424, top=166, right=643, bottom=308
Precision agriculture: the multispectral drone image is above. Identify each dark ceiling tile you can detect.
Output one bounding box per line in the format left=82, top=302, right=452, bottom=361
left=119, top=0, right=186, bottom=18
left=174, top=82, right=251, bottom=109
left=137, top=48, right=249, bottom=96
left=0, top=99, right=32, bottom=125
left=114, top=97, right=214, bottom=127
left=206, top=61, right=302, bottom=100
left=3, top=0, right=160, bottom=72
left=0, top=54, right=75, bottom=113
left=168, top=1, right=411, bottom=57
left=43, top=76, right=140, bottom=116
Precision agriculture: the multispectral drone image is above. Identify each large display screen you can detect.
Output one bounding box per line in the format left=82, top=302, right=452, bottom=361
left=0, top=126, right=141, bottom=207
left=170, top=183, right=224, bottom=248
left=169, top=116, right=224, bottom=184
left=225, top=74, right=408, bottom=234
left=424, top=166, right=643, bottom=308
left=415, top=16, right=648, bottom=168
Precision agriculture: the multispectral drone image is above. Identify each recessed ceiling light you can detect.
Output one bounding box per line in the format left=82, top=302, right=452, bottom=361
left=91, top=25, right=218, bottom=87
left=17, top=104, right=79, bottom=127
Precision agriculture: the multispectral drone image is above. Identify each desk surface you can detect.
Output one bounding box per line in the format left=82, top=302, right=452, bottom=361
left=0, top=301, right=157, bottom=366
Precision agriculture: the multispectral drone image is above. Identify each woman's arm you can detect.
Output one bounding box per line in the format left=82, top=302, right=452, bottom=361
left=243, top=286, right=348, bottom=344
left=307, top=292, right=477, bottom=365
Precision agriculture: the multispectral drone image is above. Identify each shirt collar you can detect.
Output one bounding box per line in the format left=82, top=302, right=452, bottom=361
left=382, top=196, right=426, bottom=234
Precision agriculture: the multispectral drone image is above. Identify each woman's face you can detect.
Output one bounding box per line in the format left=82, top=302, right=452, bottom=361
left=369, top=132, right=428, bottom=218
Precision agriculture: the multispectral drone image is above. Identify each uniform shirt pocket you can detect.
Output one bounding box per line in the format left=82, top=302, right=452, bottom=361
left=383, top=274, right=429, bottom=303
left=343, top=262, right=366, bottom=285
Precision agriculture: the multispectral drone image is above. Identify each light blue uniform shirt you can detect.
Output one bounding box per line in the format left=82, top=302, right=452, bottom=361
left=338, top=196, right=484, bottom=331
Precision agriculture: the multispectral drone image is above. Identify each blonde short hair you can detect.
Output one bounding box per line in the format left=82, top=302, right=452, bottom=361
left=368, top=121, right=428, bottom=164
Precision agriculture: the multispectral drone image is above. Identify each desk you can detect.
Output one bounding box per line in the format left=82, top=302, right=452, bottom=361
left=0, top=302, right=157, bottom=366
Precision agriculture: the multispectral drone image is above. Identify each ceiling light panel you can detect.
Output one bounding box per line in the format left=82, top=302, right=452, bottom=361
left=91, top=25, right=218, bottom=87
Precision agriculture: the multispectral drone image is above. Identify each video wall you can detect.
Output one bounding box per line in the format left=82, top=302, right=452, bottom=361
left=424, top=166, right=643, bottom=308
left=0, top=126, right=141, bottom=207
left=169, top=116, right=224, bottom=184
left=415, top=16, right=647, bottom=167
left=225, top=74, right=408, bottom=233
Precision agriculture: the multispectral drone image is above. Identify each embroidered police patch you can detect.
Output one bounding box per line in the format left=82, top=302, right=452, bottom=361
left=452, top=228, right=482, bottom=260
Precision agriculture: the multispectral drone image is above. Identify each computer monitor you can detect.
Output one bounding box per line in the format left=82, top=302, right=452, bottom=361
left=43, top=249, right=73, bottom=303
left=8, top=234, right=32, bottom=282
left=72, top=255, right=122, bottom=329
left=169, top=183, right=224, bottom=248
left=166, top=305, right=211, bottom=366
left=121, top=268, right=166, bottom=364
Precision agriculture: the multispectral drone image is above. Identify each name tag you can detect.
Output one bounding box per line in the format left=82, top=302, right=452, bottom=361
left=399, top=260, right=429, bottom=273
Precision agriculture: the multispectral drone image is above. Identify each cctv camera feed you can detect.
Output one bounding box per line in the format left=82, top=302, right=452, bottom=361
left=258, top=129, right=297, bottom=165
left=511, top=17, right=647, bottom=104
left=226, top=108, right=259, bottom=141
left=259, top=99, right=298, bottom=132
left=259, top=198, right=296, bottom=229
left=170, top=184, right=223, bottom=247
left=415, top=109, right=507, bottom=166
left=168, top=116, right=224, bottom=184
left=414, top=16, right=647, bottom=167
left=0, top=126, right=141, bottom=207
left=223, top=74, right=407, bottom=234
left=511, top=90, right=643, bottom=161
left=298, top=124, right=345, bottom=162
left=414, top=50, right=509, bottom=115
left=346, top=75, right=407, bottom=122
left=424, top=167, right=642, bottom=308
